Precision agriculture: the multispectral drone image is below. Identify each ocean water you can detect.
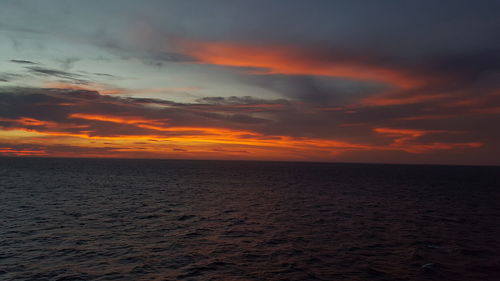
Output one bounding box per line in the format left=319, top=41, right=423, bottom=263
left=1, top=158, right=499, bottom=281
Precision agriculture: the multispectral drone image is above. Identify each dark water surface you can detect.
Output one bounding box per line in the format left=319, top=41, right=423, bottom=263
left=1, top=157, right=499, bottom=280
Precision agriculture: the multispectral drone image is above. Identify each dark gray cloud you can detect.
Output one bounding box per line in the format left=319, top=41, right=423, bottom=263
left=23, top=66, right=107, bottom=85
left=0, top=73, right=25, bottom=82
left=56, top=57, right=79, bottom=70
left=10, top=59, right=38, bottom=64
left=244, top=75, right=385, bottom=105
left=26, top=66, right=85, bottom=80
left=196, top=96, right=289, bottom=106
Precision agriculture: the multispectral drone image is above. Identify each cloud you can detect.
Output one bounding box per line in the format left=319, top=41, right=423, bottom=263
left=0, top=87, right=493, bottom=163
left=0, top=73, right=25, bottom=83
left=26, top=66, right=87, bottom=82
left=56, top=57, right=80, bottom=70
left=373, top=128, right=482, bottom=153
left=174, top=40, right=426, bottom=88
left=243, top=74, right=384, bottom=105
left=10, top=59, right=38, bottom=65
left=168, top=39, right=500, bottom=113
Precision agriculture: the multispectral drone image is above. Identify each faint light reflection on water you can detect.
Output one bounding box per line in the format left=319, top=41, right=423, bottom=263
left=1, top=158, right=499, bottom=280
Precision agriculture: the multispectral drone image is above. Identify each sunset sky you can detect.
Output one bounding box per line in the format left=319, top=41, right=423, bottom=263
left=1, top=0, right=499, bottom=165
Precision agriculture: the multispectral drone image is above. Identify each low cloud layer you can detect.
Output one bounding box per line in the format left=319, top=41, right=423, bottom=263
left=0, top=87, right=497, bottom=164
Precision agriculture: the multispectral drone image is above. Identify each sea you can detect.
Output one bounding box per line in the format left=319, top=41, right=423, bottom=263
left=1, top=157, right=499, bottom=281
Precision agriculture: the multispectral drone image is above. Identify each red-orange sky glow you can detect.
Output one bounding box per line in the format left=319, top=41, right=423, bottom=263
left=1, top=2, right=499, bottom=165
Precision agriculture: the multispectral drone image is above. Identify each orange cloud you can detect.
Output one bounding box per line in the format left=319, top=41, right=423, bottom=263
left=397, top=114, right=455, bottom=121
left=374, top=127, right=429, bottom=140
left=176, top=40, right=427, bottom=88
left=68, top=113, right=260, bottom=137
left=0, top=126, right=367, bottom=160
left=1, top=113, right=483, bottom=161
left=361, top=92, right=452, bottom=106
left=67, top=113, right=371, bottom=153
left=374, top=127, right=482, bottom=153
left=0, top=147, right=47, bottom=156
left=0, top=117, right=87, bottom=129
left=69, top=113, right=166, bottom=127
left=0, top=117, right=59, bottom=128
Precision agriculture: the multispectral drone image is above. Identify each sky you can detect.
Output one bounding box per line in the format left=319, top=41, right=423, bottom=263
left=1, top=0, right=499, bottom=165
